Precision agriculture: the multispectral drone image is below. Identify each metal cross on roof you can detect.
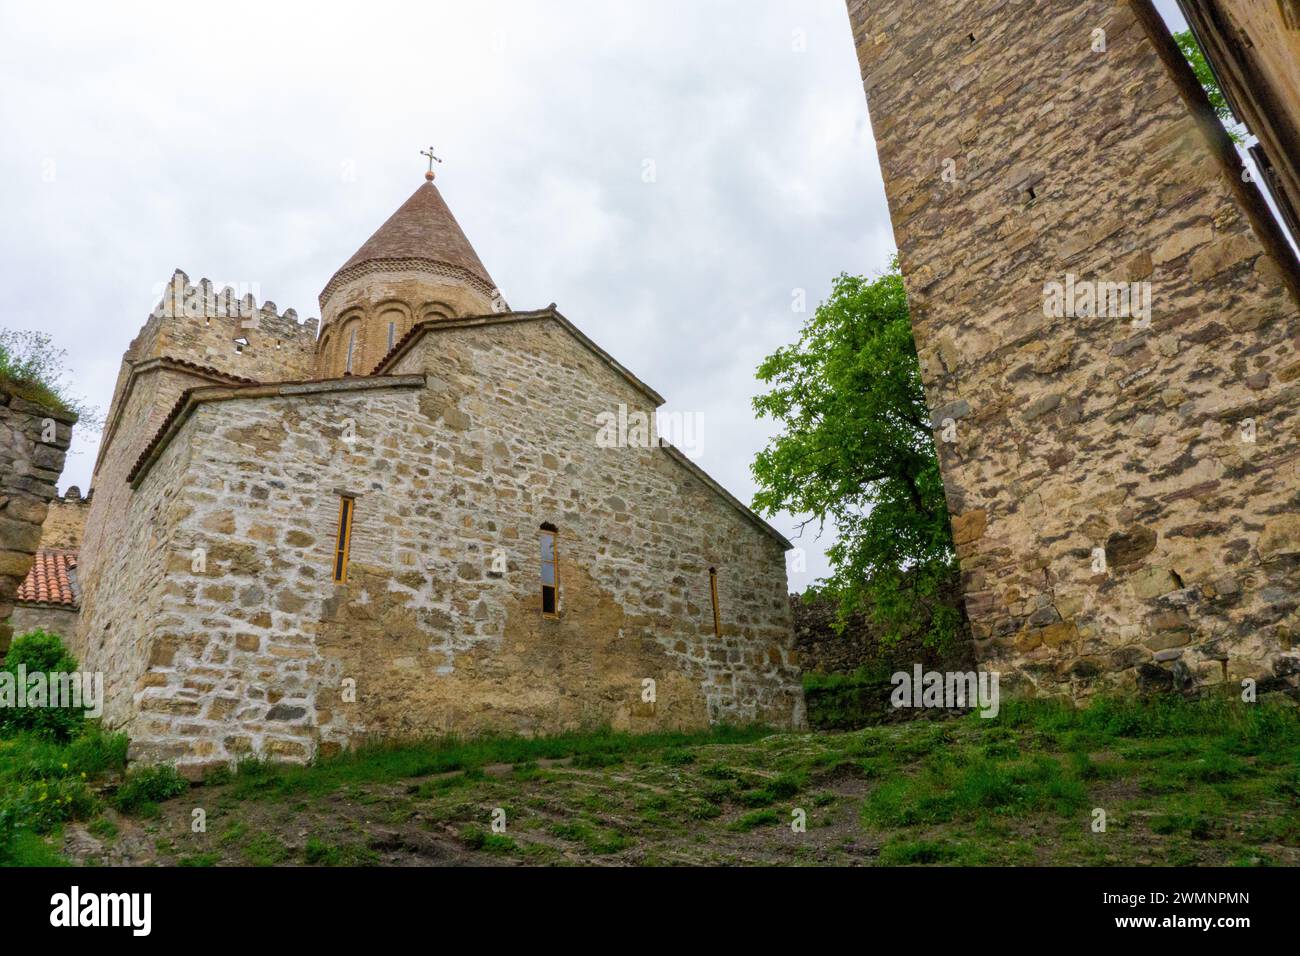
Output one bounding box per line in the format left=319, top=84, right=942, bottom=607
left=420, top=146, right=443, bottom=180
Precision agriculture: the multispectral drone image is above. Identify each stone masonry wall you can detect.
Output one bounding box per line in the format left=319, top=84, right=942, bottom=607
left=76, top=364, right=242, bottom=668
left=92, top=272, right=319, bottom=479
left=10, top=606, right=79, bottom=642
left=79, top=273, right=322, bottom=666
left=38, top=488, right=90, bottom=550
left=97, top=316, right=802, bottom=768
left=79, top=399, right=196, bottom=730
left=792, top=588, right=974, bottom=678
left=846, top=0, right=1300, bottom=698
left=0, top=385, right=74, bottom=653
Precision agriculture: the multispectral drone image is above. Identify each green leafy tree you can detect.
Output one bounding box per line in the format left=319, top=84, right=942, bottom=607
left=751, top=264, right=959, bottom=647
left=1172, top=29, right=1245, bottom=145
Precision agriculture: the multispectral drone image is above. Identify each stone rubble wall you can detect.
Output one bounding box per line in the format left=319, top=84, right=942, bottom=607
left=845, top=0, right=1300, bottom=699
left=98, top=316, right=802, bottom=768
left=0, top=386, right=74, bottom=653
left=791, top=588, right=974, bottom=678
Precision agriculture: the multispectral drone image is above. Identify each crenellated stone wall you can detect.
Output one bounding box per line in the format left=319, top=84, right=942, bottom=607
left=845, top=0, right=1300, bottom=699
left=0, top=385, right=74, bottom=653
left=141, top=269, right=320, bottom=383
left=85, top=313, right=802, bottom=769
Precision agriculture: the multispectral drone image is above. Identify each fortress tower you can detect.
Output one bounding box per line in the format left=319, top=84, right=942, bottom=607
left=75, top=275, right=321, bottom=672
left=845, top=0, right=1300, bottom=697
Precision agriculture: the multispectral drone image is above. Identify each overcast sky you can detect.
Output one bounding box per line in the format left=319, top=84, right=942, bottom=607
left=0, top=1, right=1195, bottom=593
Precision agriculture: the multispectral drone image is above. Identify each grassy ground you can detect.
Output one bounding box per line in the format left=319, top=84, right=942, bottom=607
left=3, top=696, right=1298, bottom=866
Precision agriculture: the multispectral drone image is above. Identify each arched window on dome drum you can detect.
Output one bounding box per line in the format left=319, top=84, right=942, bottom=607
left=540, top=523, right=559, bottom=616
left=378, top=306, right=407, bottom=356
left=344, top=329, right=357, bottom=375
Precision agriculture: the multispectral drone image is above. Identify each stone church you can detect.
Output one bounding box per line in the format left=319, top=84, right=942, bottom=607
left=32, top=170, right=804, bottom=767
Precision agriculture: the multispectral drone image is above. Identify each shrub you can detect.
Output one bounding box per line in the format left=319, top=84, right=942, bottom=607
left=113, top=764, right=189, bottom=815
left=0, top=724, right=128, bottom=864
left=0, top=630, right=86, bottom=741
left=2, top=725, right=127, bottom=783
left=0, top=775, right=99, bottom=845
left=0, top=329, right=99, bottom=423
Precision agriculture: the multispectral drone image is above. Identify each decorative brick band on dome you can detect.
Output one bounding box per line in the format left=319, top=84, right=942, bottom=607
left=318, top=257, right=498, bottom=310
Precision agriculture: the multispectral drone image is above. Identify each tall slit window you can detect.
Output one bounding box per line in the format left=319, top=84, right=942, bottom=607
left=333, top=496, right=355, bottom=583
left=344, top=329, right=357, bottom=375
left=540, top=524, right=558, bottom=615
left=387, top=321, right=396, bottom=352
left=709, top=567, right=721, bottom=638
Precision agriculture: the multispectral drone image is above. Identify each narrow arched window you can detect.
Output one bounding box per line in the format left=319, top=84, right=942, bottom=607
left=344, top=329, right=357, bottom=375
left=334, top=496, right=356, bottom=583
left=540, top=523, right=559, bottom=615
left=387, top=321, right=396, bottom=352
left=709, top=566, right=721, bottom=638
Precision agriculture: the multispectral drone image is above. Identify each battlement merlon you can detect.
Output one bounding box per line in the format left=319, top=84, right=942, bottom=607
left=148, top=268, right=320, bottom=338
left=128, top=269, right=321, bottom=385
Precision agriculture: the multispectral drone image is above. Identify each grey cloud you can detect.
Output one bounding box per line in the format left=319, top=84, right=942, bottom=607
left=0, top=0, right=901, bottom=591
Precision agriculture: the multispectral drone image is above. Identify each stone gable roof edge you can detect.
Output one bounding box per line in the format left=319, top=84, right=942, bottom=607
left=371, top=307, right=668, bottom=407
left=126, top=374, right=426, bottom=489
left=93, top=357, right=262, bottom=478
left=659, top=442, right=793, bottom=551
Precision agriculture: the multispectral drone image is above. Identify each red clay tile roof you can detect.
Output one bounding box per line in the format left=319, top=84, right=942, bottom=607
left=16, top=549, right=79, bottom=608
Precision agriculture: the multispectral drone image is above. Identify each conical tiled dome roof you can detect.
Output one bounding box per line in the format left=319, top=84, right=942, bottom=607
left=320, top=180, right=495, bottom=307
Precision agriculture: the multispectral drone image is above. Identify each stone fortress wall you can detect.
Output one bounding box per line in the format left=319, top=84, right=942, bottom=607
left=36, top=487, right=90, bottom=551
left=0, top=386, right=75, bottom=654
